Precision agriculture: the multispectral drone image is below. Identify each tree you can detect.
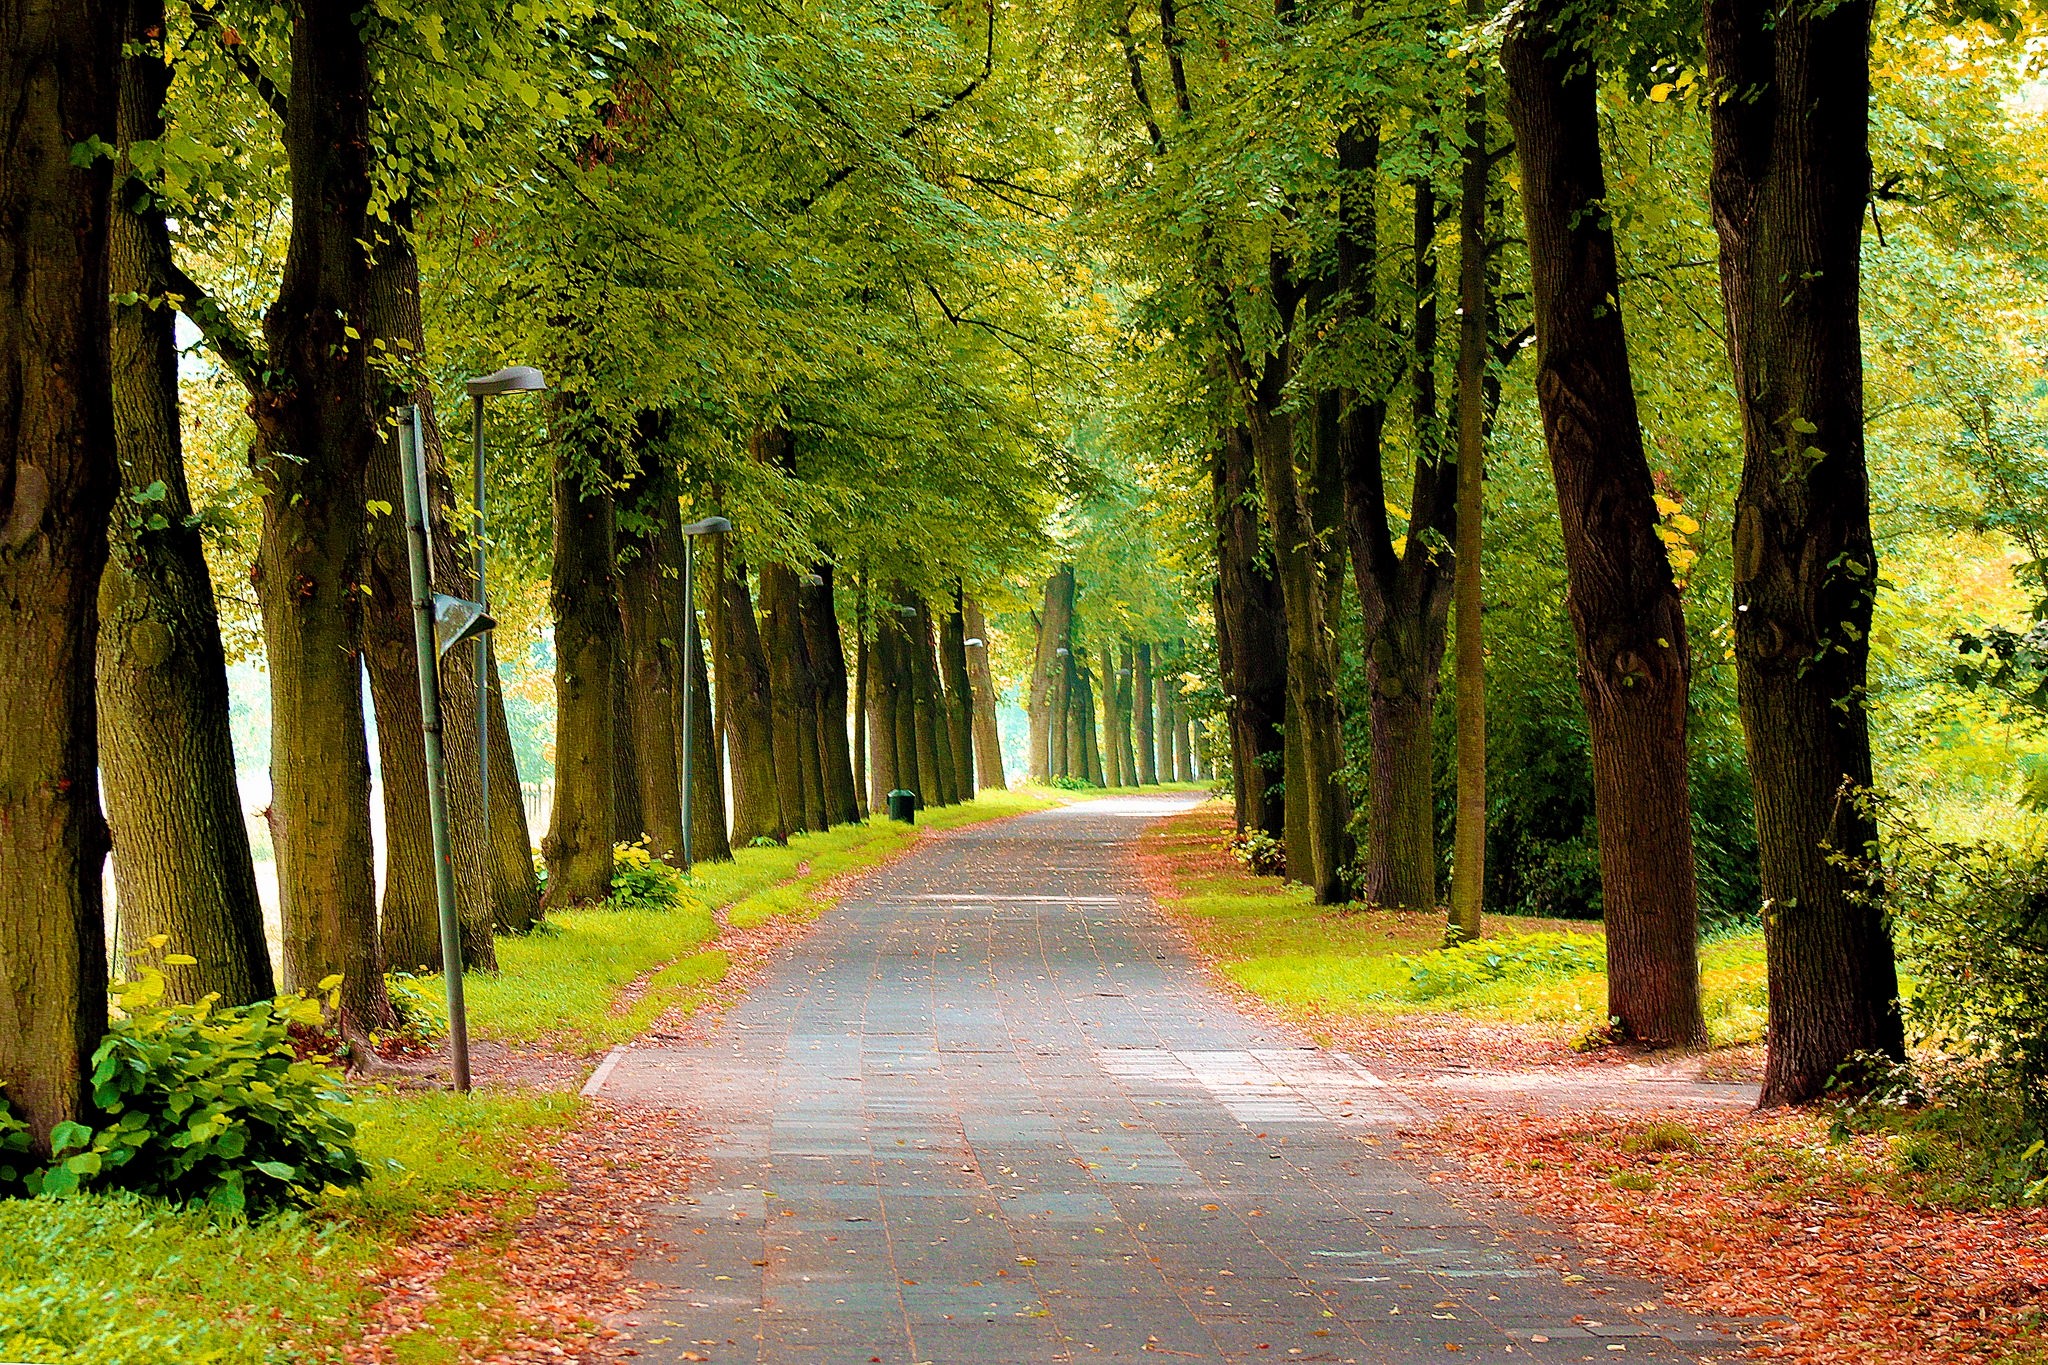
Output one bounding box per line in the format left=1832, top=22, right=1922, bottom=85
left=1501, top=0, right=1705, bottom=1043
left=1704, top=0, right=1904, bottom=1099
left=543, top=411, right=619, bottom=905
left=98, top=0, right=273, bottom=1005
left=0, top=0, right=118, bottom=1150
left=964, top=598, right=1008, bottom=790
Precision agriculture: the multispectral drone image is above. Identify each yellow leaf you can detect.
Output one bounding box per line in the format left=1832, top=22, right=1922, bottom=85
left=1649, top=83, right=1674, bottom=102
left=147, top=934, right=171, bottom=949
left=1653, top=493, right=1682, bottom=517
left=164, top=953, right=198, bottom=966
left=317, top=974, right=344, bottom=992
left=1671, top=513, right=1700, bottom=535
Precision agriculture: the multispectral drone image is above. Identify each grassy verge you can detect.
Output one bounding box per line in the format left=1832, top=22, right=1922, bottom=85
left=1144, top=803, right=1768, bottom=1046
left=0, top=1090, right=576, bottom=1364
left=468, top=784, right=1070, bottom=1049
left=3, top=786, right=1080, bottom=1363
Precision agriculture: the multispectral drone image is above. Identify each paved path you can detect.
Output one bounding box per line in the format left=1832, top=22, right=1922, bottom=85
left=603, top=796, right=1736, bottom=1364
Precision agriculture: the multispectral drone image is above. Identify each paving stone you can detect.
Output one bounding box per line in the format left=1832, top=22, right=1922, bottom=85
left=606, top=796, right=1743, bottom=1363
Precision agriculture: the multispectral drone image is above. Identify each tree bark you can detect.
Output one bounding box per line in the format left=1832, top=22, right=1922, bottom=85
left=1503, top=5, right=1706, bottom=1042
left=802, top=562, right=861, bottom=825
left=251, top=1, right=388, bottom=1030
left=1076, top=657, right=1105, bottom=786
left=1213, top=429, right=1287, bottom=841
left=1339, top=125, right=1457, bottom=912
left=889, top=599, right=922, bottom=804
left=1099, top=651, right=1124, bottom=788
left=1115, top=643, right=1140, bottom=789
left=1133, top=642, right=1158, bottom=784
left=866, top=592, right=900, bottom=809
left=616, top=451, right=687, bottom=860
left=1029, top=568, right=1074, bottom=781
left=482, top=646, right=540, bottom=929
left=853, top=584, right=871, bottom=816
left=1174, top=694, right=1196, bottom=782
left=1156, top=665, right=1179, bottom=787
left=0, top=0, right=117, bottom=1148
left=1448, top=28, right=1490, bottom=946
left=361, top=206, right=498, bottom=975
left=940, top=590, right=976, bottom=800
left=542, top=418, right=617, bottom=906
left=1704, top=0, right=1902, bottom=1097
left=684, top=558, right=731, bottom=861
left=964, top=598, right=1007, bottom=790
left=713, top=532, right=785, bottom=846
left=611, top=662, right=645, bottom=843
left=98, top=0, right=271, bottom=1005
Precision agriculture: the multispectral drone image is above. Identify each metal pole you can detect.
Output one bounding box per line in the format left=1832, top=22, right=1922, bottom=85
left=472, top=395, right=489, bottom=865
left=399, top=406, right=472, bottom=1092
left=680, top=533, right=694, bottom=874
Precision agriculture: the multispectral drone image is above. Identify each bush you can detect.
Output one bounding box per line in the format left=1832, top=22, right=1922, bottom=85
left=1048, top=773, right=1097, bottom=791
left=1228, top=828, right=1286, bottom=876
left=384, top=972, right=448, bottom=1046
left=0, top=1096, right=29, bottom=1196
left=1399, top=932, right=1607, bottom=1000
left=611, top=839, right=692, bottom=910
left=30, top=972, right=368, bottom=1216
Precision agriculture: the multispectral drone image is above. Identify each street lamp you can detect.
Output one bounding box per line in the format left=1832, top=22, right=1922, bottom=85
left=462, top=366, right=545, bottom=869
left=677, top=515, right=731, bottom=873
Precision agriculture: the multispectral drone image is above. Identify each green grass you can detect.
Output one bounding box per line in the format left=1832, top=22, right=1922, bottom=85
left=1149, top=805, right=1770, bottom=1045
left=0, top=1090, right=576, bottom=1365
left=469, top=785, right=1070, bottom=1049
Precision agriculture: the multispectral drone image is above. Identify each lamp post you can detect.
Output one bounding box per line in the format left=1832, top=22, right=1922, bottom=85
left=461, top=366, right=545, bottom=865
left=678, top=515, right=731, bottom=872
left=397, top=407, right=498, bottom=1092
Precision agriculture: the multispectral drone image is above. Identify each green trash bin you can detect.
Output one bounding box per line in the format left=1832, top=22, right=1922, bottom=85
left=886, top=789, right=918, bottom=824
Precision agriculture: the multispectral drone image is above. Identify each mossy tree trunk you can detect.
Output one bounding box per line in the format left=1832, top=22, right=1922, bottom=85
left=542, top=415, right=618, bottom=906
left=1213, top=429, right=1286, bottom=840
left=713, top=532, right=785, bottom=846
left=616, top=450, right=687, bottom=860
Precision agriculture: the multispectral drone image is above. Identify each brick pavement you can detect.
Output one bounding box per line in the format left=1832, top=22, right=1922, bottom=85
left=600, top=795, right=1742, bottom=1364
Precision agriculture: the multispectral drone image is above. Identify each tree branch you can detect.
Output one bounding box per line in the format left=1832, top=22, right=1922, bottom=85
left=1114, top=14, right=1166, bottom=153
left=161, top=258, right=268, bottom=394
left=187, top=0, right=288, bottom=124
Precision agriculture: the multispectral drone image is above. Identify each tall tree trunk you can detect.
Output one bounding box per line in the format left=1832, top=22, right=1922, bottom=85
left=1213, top=429, right=1287, bottom=840
left=713, top=533, right=784, bottom=846
left=866, top=594, right=900, bottom=809
left=1503, top=4, right=1706, bottom=1043
left=940, top=590, right=976, bottom=800
left=611, top=658, right=645, bottom=843
left=802, top=563, right=860, bottom=825
left=1134, top=642, right=1158, bottom=785
left=99, top=0, right=270, bottom=1004
left=964, top=598, right=1007, bottom=790
left=616, top=451, right=687, bottom=860
left=904, top=592, right=946, bottom=805
left=361, top=206, right=497, bottom=975
left=1448, top=29, right=1491, bottom=946
left=853, top=584, right=871, bottom=817
left=1029, top=568, right=1074, bottom=782
left=1077, top=659, right=1105, bottom=786
left=1246, top=307, right=1349, bottom=902
left=1099, top=651, right=1125, bottom=788
left=1155, top=664, right=1178, bottom=786
left=684, top=562, right=731, bottom=862
left=1115, top=643, right=1139, bottom=789
left=483, top=649, right=540, bottom=928
left=0, top=0, right=116, bottom=1148
left=1339, top=126, right=1457, bottom=912
left=916, top=596, right=958, bottom=806
left=759, top=560, right=822, bottom=832
left=1704, top=0, right=1902, bottom=1098
left=542, top=419, right=617, bottom=905
left=890, top=603, right=922, bottom=804
left=253, top=1, right=388, bottom=1030
left=1175, top=695, right=1196, bottom=782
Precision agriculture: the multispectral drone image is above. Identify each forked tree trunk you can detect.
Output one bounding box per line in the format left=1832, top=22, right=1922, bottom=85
left=1448, top=34, right=1491, bottom=946
left=940, top=592, right=976, bottom=800
left=542, top=419, right=617, bottom=906
left=253, top=4, right=388, bottom=1030
left=616, top=452, right=687, bottom=860
left=1504, top=4, right=1706, bottom=1042
left=99, top=0, right=271, bottom=1004
left=1704, top=0, right=1903, bottom=1098
left=361, top=207, right=497, bottom=974
left=1339, top=125, right=1457, bottom=912
left=964, top=598, right=1007, bottom=790
left=1133, top=642, right=1158, bottom=785
left=1213, top=429, right=1287, bottom=840
left=0, top=0, right=117, bottom=1148
left=802, top=563, right=861, bottom=825
left=713, top=534, right=785, bottom=846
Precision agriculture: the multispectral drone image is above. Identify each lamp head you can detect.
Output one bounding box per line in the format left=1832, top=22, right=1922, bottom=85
left=432, top=594, right=496, bottom=656
left=465, top=365, right=547, bottom=397
left=682, top=516, right=732, bottom=536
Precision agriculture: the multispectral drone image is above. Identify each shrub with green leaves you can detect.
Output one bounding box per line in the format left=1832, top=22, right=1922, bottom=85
left=31, top=973, right=368, bottom=1216
left=1399, top=932, right=1607, bottom=1001
left=1228, top=828, right=1286, bottom=877
left=0, top=1094, right=29, bottom=1196
left=611, top=839, right=694, bottom=910
left=384, top=972, right=449, bottom=1046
